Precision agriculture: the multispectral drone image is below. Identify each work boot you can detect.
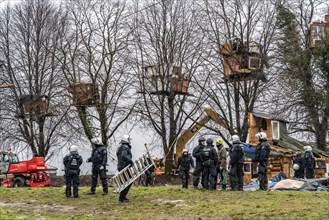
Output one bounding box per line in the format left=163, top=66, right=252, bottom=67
left=102, top=192, right=108, bottom=196
left=86, top=191, right=95, bottom=195
left=119, top=198, right=129, bottom=203
left=74, top=195, right=79, bottom=198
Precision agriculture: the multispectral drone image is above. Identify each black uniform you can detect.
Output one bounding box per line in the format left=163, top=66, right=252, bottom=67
left=145, top=158, right=155, bottom=187
left=63, top=152, right=83, bottom=197
left=229, top=141, right=244, bottom=191
left=201, top=144, right=218, bottom=189
left=88, top=144, right=108, bottom=194
left=192, top=144, right=204, bottom=188
left=117, top=142, right=133, bottom=202
left=255, top=140, right=270, bottom=190
left=304, top=152, right=315, bottom=179
left=293, top=154, right=305, bottom=178
left=177, top=153, right=194, bottom=188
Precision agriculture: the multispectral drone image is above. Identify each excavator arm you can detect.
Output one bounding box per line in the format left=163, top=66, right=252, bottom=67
left=0, top=84, right=14, bottom=89
left=175, top=108, right=228, bottom=160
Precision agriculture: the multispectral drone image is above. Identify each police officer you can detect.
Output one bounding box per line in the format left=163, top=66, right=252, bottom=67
left=216, top=138, right=228, bottom=190
left=63, top=145, right=83, bottom=198
left=86, top=137, right=108, bottom=195
left=145, top=158, right=155, bottom=187
left=192, top=137, right=206, bottom=189
left=117, top=134, right=133, bottom=203
left=293, top=150, right=304, bottom=178
left=229, top=135, right=244, bottom=191
left=177, top=149, right=194, bottom=188
left=201, top=138, right=218, bottom=190
left=254, top=132, right=270, bottom=190
left=303, top=146, right=315, bottom=179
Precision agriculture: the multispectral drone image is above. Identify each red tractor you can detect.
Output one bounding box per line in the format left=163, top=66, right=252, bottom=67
left=0, top=150, right=51, bottom=187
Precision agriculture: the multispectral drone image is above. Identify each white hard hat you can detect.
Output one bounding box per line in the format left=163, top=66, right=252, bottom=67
left=256, top=132, right=267, bottom=140
left=69, top=145, right=78, bottom=153
left=232, top=135, right=240, bottom=142
left=304, top=146, right=312, bottom=152
left=121, top=134, right=131, bottom=144
left=182, top=148, right=188, bottom=153
left=91, top=137, right=102, bottom=145
left=293, top=164, right=300, bottom=170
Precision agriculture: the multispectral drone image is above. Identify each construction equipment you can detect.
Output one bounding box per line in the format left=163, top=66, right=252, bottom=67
left=0, top=149, right=51, bottom=187
left=111, top=147, right=155, bottom=193
left=175, top=108, right=228, bottom=160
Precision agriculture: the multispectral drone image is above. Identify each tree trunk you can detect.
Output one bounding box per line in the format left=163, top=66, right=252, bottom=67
left=165, top=94, right=176, bottom=174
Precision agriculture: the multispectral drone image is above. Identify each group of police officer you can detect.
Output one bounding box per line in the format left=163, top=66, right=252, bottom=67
left=63, top=130, right=315, bottom=200
left=293, top=146, right=316, bottom=179
left=63, top=135, right=133, bottom=203
left=177, top=132, right=271, bottom=191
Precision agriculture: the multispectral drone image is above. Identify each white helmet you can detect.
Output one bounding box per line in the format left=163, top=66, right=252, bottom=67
left=182, top=148, right=188, bottom=154
left=69, top=145, right=78, bottom=153
left=91, top=137, right=102, bottom=145
left=293, top=163, right=300, bottom=170
left=303, top=146, right=312, bottom=152
left=232, top=135, right=240, bottom=142
left=256, top=132, right=267, bottom=140
left=121, top=134, right=131, bottom=144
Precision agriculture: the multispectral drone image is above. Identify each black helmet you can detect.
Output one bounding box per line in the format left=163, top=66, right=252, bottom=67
left=206, top=138, right=213, bottom=145
left=198, top=137, right=206, bottom=142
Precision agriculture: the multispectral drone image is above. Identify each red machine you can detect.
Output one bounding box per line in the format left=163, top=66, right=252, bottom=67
left=0, top=150, right=51, bottom=187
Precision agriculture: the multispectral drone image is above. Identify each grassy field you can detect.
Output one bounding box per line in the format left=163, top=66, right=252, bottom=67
left=0, top=186, right=328, bottom=220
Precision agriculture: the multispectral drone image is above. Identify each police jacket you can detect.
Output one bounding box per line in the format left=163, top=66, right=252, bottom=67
left=117, top=142, right=133, bottom=171
left=178, top=154, right=194, bottom=171
left=63, top=152, right=83, bottom=171
left=255, top=140, right=270, bottom=162
left=304, top=152, right=315, bottom=168
left=229, top=141, right=244, bottom=164
left=200, top=144, right=218, bottom=163
left=88, top=144, right=107, bottom=166
left=293, top=154, right=304, bottom=169
left=192, top=144, right=204, bottom=163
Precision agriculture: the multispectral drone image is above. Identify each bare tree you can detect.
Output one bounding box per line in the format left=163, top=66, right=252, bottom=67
left=131, top=0, right=207, bottom=172
left=58, top=0, right=135, bottom=146
left=0, top=0, right=69, bottom=159
left=198, top=0, right=277, bottom=143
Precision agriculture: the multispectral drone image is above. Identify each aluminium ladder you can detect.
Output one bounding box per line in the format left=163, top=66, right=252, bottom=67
left=111, top=147, right=155, bottom=193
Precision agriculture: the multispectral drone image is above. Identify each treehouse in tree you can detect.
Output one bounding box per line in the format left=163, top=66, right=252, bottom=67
left=16, top=94, right=54, bottom=118
left=309, top=15, right=329, bottom=48
left=143, top=63, right=190, bottom=95
left=221, top=38, right=267, bottom=81
left=68, top=83, right=100, bottom=106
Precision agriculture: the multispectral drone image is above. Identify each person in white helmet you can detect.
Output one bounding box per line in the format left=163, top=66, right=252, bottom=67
left=254, top=132, right=271, bottom=190
left=116, top=134, right=133, bottom=202
left=177, top=149, right=194, bottom=189
left=86, top=137, right=108, bottom=195
left=63, top=145, right=83, bottom=198
left=228, top=135, right=244, bottom=191
left=303, top=146, right=315, bottom=179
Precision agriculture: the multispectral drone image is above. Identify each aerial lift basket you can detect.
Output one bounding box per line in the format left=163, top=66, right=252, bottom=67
left=111, top=148, right=155, bottom=193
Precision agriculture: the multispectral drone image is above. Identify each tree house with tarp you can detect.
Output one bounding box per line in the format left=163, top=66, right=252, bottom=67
left=309, top=15, right=329, bottom=48
left=68, top=83, right=100, bottom=106
left=142, top=63, right=190, bottom=95
left=220, top=38, right=267, bottom=81
left=16, top=95, right=55, bottom=119
left=243, top=112, right=329, bottom=182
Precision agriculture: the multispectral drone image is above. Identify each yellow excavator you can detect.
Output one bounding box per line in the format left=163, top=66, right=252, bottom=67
left=175, top=108, right=228, bottom=160
left=154, top=108, right=228, bottom=174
